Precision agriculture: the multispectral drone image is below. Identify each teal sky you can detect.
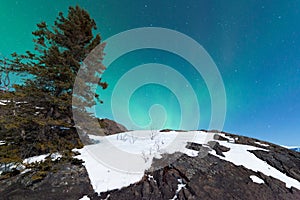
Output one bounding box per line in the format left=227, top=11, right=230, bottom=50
left=0, top=0, right=300, bottom=146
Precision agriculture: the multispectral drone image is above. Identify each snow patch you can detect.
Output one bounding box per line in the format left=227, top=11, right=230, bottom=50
left=209, top=140, right=300, bottom=189
left=183, top=148, right=199, bottom=157
left=50, top=153, right=62, bottom=161
left=20, top=168, right=31, bottom=174
left=35, top=106, right=44, bottom=109
left=79, top=195, right=90, bottom=200
left=147, top=174, right=156, bottom=182
left=0, top=163, right=25, bottom=175
left=250, top=175, right=265, bottom=184
left=75, top=147, right=144, bottom=194
left=254, top=141, right=269, bottom=147
left=23, top=154, right=49, bottom=164
left=0, top=100, right=9, bottom=105
left=170, top=179, right=186, bottom=200
left=0, top=141, right=5, bottom=145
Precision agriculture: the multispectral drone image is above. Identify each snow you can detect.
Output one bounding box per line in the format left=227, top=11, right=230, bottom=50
left=170, top=179, right=186, bottom=200
left=76, top=130, right=210, bottom=194
left=79, top=195, right=90, bottom=200
left=0, top=163, right=25, bottom=175
left=0, top=100, right=27, bottom=105
left=75, top=146, right=144, bottom=194
left=183, top=148, right=199, bottom=157
left=76, top=130, right=300, bottom=195
left=50, top=153, right=62, bottom=161
left=208, top=135, right=300, bottom=190
left=250, top=175, right=265, bottom=184
left=0, top=100, right=9, bottom=105
left=50, top=126, right=70, bottom=130
left=23, top=154, right=49, bottom=164
left=147, top=174, right=156, bottom=182
left=254, top=141, right=269, bottom=147
left=20, top=168, right=31, bottom=174
left=0, top=141, right=5, bottom=145
left=35, top=106, right=44, bottom=109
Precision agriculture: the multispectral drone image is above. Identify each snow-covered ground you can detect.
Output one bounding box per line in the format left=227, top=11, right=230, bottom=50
left=75, top=130, right=209, bottom=194
left=75, top=130, right=300, bottom=196
left=209, top=134, right=300, bottom=190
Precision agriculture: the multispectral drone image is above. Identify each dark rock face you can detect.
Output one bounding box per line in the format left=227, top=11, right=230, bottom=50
left=207, top=141, right=230, bottom=157
left=0, top=162, right=93, bottom=200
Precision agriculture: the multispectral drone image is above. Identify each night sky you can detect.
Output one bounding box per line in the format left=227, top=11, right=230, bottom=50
left=0, top=0, right=299, bottom=146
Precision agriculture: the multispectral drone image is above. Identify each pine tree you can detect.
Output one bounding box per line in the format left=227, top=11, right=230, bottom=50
left=5, top=5, right=107, bottom=125
left=0, top=6, right=106, bottom=159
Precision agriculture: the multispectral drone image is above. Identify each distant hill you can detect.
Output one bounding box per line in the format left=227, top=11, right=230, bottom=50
left=290, top=147, right=300, bottom=152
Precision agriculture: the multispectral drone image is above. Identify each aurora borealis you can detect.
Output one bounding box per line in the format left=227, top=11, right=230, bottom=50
left=0, top=1, right=299, bottom=146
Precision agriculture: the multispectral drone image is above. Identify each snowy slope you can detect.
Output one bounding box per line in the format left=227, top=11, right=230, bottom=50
left=75, top=130, right=204, bottom=194
left=75, top=130, right=300, bottom=195
left=209, top=134, right=300, bottom=189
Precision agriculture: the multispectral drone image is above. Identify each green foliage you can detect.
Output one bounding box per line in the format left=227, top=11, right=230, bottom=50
left=0, top=6, right=106, bottom=170
left=2, top=5, right=106, bottom=125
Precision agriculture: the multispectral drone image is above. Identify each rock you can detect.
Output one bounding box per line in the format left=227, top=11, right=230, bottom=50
left=208, top=141, right=230, bottom=157
left=1, top=129, right=300, bottom=200
left=97, top=118, right=128, bottom=136
left=0, top=161, right=94, bottom=200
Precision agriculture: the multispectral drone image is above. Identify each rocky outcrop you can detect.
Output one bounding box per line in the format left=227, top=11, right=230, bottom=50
left=0, top=161, right=93, bottom=200
left=90, top=131, right=300, bottom=200
left=97, top=118, right=128, bottom=136
left=95, top=141, right=300, bottom=200
left=1, top=129, right=299, bottom=200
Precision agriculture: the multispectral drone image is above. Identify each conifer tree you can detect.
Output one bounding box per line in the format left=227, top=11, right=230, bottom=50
left=4, top=5, right=107, bottom=126
left=0, top=6, right=106, bottom=159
